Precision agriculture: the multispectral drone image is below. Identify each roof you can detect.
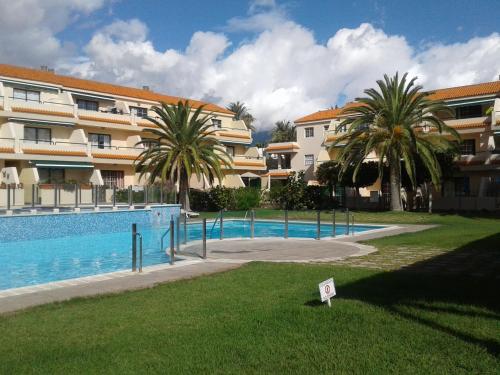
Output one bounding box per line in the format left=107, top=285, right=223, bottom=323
left=295, top=80, right=500, bottom=124
left=295, top=102, right=360, bottom=124
left=426, top=80, right=500, bottom=101
left=0, top=64, right=233, bottom=115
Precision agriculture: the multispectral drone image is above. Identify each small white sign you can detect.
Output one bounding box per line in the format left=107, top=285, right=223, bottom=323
left=319, top=278, right=336, bottom=307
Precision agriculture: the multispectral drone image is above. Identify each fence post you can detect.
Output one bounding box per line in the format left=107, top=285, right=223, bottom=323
left=132, top=223, right=137, bottom=271
left=250, top=210, right=255, bottom=239
left=94, top=185, right=98, bottom=208
left=176, top=214, right=180, bottom=252
left=54, top=184, right=58, bottom=209
left=345, top=208, right=349, bottom=235
left=145, top=185, right=149, bottom=205
left=128, top=185, right=132, bottom=206
left=202, top=218, right=207, bottom=259
left=316, top=210, right=321, bottom=240
left=183, top=213, right=187, bottom=244
left=160, top=184, right=164, bottom=204
left=6, top=184, right=11, bottom=211
left=170, top=216, right=175, bottom=265
left=332, top=209, right=336, bottom=238
left=284, top=210, right=288, bottom=239
left=32, top=184, right=36, bottom=209
left=219, top=210, right=224, bottom=240
left=74, top=183, right=78, bottom=208
left=112, top=185, right=116, bottom=208
left=351, top=214, right=355, bottom=236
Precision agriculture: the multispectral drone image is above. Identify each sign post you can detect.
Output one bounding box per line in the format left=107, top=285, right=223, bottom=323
left=319, top=278, right=336, bottom=307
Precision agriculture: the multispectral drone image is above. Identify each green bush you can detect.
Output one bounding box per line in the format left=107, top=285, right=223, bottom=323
left=234, top=187, right=261, bottom=210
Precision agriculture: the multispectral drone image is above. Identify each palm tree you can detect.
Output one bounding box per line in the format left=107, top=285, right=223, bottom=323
left=331, top=73, right=459, bottom=211
left=271, top=120, right=296, bottom=142
left=226, top=101, right=255, bottom=131
left=135, top=101, right=232, bottom=211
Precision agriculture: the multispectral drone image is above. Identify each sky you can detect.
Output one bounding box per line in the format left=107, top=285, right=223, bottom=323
left=0, top=0, right=499, bottom=129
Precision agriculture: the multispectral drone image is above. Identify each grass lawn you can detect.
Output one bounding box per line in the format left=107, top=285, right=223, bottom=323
left=0, top=211, right=499, bottom=373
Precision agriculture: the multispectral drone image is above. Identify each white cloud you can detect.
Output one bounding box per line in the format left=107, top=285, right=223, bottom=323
left=0, top=0, right=107, bottom=66
left=1, top=1, right=499, bottom=129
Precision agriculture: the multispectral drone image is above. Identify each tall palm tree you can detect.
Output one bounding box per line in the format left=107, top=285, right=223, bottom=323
left=271, top=120, right=296, bottom=142
left=135, top=101, right=232, bottom=211
left=226, top=101, right=255, bottom=131
left=331, top=73, right=459, bottom=211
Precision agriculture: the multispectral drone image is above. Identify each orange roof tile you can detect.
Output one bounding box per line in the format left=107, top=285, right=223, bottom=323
left=427, top=81, right=500, bottom=101
left=0, top=64, right=233, bottom=115
left=295, top=81, right=500, bottom=124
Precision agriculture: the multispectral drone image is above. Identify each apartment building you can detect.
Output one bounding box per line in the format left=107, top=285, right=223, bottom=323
left=0, top=64, right=265, bottom=207
left=265, top=80, right=500, bottom=209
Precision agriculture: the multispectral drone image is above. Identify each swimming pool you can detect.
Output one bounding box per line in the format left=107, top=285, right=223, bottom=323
left=0, top=212, right=383, bottom=291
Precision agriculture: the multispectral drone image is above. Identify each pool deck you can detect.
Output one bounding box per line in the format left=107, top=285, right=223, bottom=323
left=0, top=223, right=432, bottom=314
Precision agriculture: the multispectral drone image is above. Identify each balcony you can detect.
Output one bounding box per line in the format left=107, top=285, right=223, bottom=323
left=443, top=116, right=489, bottom=132
left=90, top=144, right=144, bottom=162
left=324, top=129, right=348, bottom=146
left=230, top=155, right=266, bottom=170
left=0, top=137, right=16, bottom=154
left=20, top=139, right=89, bottom=158
left=77, top=109, right=133, bottom=126
left=265, top=142, right=300, bottom=153
left=3, top=97, right=75, bottom=120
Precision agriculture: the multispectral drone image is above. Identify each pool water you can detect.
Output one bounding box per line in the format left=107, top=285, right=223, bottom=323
left=0, top=219, right=383, bottom=291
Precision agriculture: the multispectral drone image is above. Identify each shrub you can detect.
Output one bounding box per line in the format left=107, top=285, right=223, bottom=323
left=234, top=187, right=260, bottom=210
left=209, top=186, right=235, bottom=210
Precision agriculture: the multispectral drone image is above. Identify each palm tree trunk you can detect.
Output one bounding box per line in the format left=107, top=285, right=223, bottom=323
left=389, top=160, right=403, bottom=211
left=179, top=174, right=190, bottom=211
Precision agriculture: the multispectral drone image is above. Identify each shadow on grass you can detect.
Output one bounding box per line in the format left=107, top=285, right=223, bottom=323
left=337, top=233, right=500, bottom=356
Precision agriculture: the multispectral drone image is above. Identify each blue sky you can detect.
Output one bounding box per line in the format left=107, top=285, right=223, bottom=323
left=64, top=0, right=499, bottom=54
left=0, top=0, right=499, bottom=128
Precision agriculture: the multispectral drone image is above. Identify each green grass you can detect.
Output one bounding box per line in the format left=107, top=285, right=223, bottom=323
left=1, top=211, right=499, bottom=373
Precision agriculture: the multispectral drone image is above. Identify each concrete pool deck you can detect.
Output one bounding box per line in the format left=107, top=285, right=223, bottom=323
left=0, top=223, right=432, bottom=314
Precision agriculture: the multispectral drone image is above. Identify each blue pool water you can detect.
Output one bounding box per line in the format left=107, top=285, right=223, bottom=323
left=0, top=215, right=383, bottom=291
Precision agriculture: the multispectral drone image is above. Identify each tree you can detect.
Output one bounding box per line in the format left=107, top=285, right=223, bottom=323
left=271, top=120, right=296, bottom=142
left=135, top=101, right=232, bottom=211
left=226, top=101, right=255, bottom=131
left=316, top=160, right=343, bottom=198
left=331, top=72, right=459, bottom=211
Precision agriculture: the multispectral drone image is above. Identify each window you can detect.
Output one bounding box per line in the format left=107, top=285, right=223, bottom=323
left=305, top=127, right=314, bottom=138
left=13, top=88, right=40, bottom=102
left=101, top=170, right=124, bottom=188
left=304, top=154, right=314, bottom=166
left=212, top=118, right=222, bottom=128
left=459, top=139, right=476, bottom=155
left=77, top=99, right=98, bottom=111
left=226, top=146, right=235, bottom=157
left=38, top=168, right=65, bottom=184
left=24, top=127, right=51, bottom=144
left=456, top=105, right=482, bottom=119
left=89, top=133, right=111, bottom=149
left=493, top=134, right=500, bottom=154
left=323, top=125, right=329, bottom=131
left=454, top=177, right=470, bottom=196
left=130, top=106, right=148, bottom=118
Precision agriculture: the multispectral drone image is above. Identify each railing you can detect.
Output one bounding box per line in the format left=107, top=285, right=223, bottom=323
left=77, top=108, right=132, bottom=125
left=0, top=183, right=177, bottom=212
left=9, top=97, right=75, bottom=116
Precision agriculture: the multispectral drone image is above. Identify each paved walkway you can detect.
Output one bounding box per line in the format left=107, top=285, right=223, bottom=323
left=0, top=224, right=431, bottom=314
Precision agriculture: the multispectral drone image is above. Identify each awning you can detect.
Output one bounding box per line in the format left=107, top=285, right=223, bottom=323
left=241, top=172, right=260, bottom=179
left=223, top=174, right=245, bottom=188
left=30, top=160, right=94, bottom=169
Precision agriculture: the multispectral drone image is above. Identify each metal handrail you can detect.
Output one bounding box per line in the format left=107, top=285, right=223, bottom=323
left=160, top=227, right=171, bottom=252
left=210, top=211, right=222, bottom=239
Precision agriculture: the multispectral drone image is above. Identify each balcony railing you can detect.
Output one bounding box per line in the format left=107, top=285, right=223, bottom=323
left=20, top=139, right=89, bottom=156
left=8, top=97, right=75, bottom=118
left=77, top=108, right=133, bottom=125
